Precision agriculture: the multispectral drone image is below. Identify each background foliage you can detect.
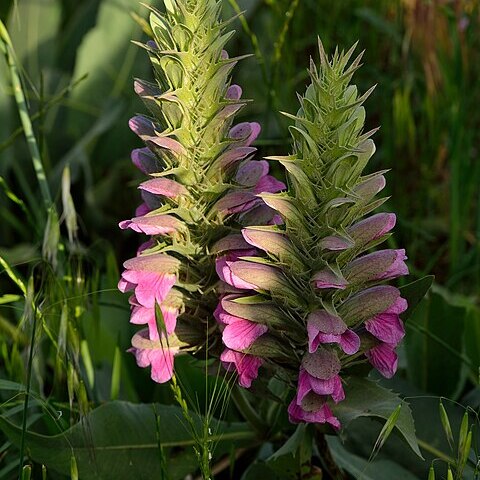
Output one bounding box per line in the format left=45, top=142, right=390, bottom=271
left=0, top=0, right=479, bottom=478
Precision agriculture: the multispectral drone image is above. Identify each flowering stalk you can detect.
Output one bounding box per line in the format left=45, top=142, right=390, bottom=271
left=119, top=0, right=283, bottom=382
left=216, top=41, right=409, bottom=428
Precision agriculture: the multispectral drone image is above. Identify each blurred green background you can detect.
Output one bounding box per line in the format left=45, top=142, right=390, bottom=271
left=0, top=0, right=479, bottom=478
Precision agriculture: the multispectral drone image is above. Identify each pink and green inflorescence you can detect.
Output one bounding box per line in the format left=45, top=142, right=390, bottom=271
left=119, top=0, right=409, bottom=431
left=118, top=0, right=283, bottom=384
left=214, top=43, right=409, bottom=428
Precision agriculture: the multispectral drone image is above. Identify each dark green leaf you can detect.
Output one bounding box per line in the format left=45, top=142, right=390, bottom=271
left=404, top=291, right=467, bottom=397
left=0, top=401, right=254, bottom=480
left=333, top=377, right=422, bottom=458
left=400, top=275, right=434, bottom=322
left=327, top=436, right=420, bottom=480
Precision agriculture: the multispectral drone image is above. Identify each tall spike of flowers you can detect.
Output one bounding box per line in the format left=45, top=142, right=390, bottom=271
left=216, top=41, right=408, bottom=428
left=119, top=0, right=283, bottom=382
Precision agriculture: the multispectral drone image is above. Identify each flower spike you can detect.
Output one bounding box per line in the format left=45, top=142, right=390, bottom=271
left=119, top=0, right=284, bottom=383
left=215, top=41, right=409, bottom=428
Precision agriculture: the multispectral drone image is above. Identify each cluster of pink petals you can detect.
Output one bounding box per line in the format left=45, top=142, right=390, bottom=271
left=214, top=159, right=284, bottom=225
left=214, top=164, right=286, bottom=384
left=364, top=294, right=407, bottom=378
left=216, top=207, right=410, bottom=428
left=214, top=296, right=268, bottom=351
left=120, top=72, right=287, bottom=383
left=307, top=311, right=360, bottom=355
left=288, top=349, right=344, bottom=428
left=118, top=253, right=180, bottom=383
left=220, top=348, right=263, bottom=388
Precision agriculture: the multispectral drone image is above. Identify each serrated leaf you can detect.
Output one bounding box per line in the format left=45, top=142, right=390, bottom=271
left=333, top=377, right=422, bottom=458
left=326, top=436, right=420, bottom=480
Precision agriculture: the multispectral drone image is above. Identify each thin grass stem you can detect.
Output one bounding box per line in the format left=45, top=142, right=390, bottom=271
left=0, top=20, right=53, bottom=211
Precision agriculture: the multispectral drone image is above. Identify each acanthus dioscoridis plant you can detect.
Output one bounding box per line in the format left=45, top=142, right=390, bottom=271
left=119, top=0, right=427, bottom=472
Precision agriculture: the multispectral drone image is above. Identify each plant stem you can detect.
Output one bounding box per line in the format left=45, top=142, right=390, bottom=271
left=315, top=429, right=348, bottom=480
left=17, top=302, right=38, bottom=478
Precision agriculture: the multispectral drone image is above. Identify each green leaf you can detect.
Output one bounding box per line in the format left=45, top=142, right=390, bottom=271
left=404, top=290, right=467, bottom=398
left=0, top=379, right=24, bottom=391
left=464, top=306, right=480, bottom=372
left=399, top=275, right=434, bottom=322
left=326, top=436, right=421, bottom=480
left=241, top=462, right=290, bottom=480
left=0, top=401, right=254, bottom=480
left=266, top=424, right=313, bottom=479
left=333, top=377, right=422, bottom=458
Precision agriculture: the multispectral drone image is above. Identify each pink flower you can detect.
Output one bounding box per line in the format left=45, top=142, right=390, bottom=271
left=348, top=213, right=396, bottom=245
left=365, top=343, right=398, bottom=379
left=214, top=160, right=285, bottom=215
left=214, top=302, right=267, bottom=350
left=346, top=249, right=408, bottom=284
left=139, top=177, right=188, bottom=198
left=129, top=295, right=178, bottom=340
left=363, top=295, right=407, bottom=378
left=129, top=330, right=178, bottom=383
left=229, top=122, right=261, bottom=147
left=287, top=395, right=340, bottom=429
left=297, top=369, right=345, bottom=404
left=307, top=311, right=360, bottom=355
left=220, top=348, right=263, bottom=388
left=135, top=203, right=150, bottom=216
left=311, top=269, right=348, bottom=290
left=118, top=253, right=179, bottom=308
left=131, top=148, right=158, bottom=174
left=364, top=296, right=407, bottom=345
left=215, top=249, right=258, bottom=290
left=119, top=214, right=183, bottom=236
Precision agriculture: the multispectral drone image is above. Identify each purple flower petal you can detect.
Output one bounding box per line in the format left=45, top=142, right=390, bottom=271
left=131, top=148, right=158, bottom=174
left=229, top=122, right=261, bottom=146
left=226, top=84, right=242, bottom=100
left=312, top=269, right=348, bottom=290
left=319, top=235, right=353, bottom=251
left=235, top=160, right=269, bottom=187
left=216, top=146, right=257, bottom=170
left=119, top=214, right=182, bottom=236
left=346, top=249, right=408, bottom=283
left=129, top=115, right=156, bottom=138
left=287, top=395, right=340, bottom=428
left=135, top=203, right=150, bottom=216
left=220, top=348, right=262, bottom=388
left=297, top=369, right=345, bottom=404
left=146, top=135, right=187, bottom=156
left=253, top=175, right=285, bottom=194
left=365, top=314, right=405, bottom=345
left=222, top=318, right=268, bottom=350
left=339, top=329, right=361, bottom=354
left=215, top=249, right=258, bottom=290
left=214, top=191, right=258, bottom=214
left=348, top=212, right=396, bottom=244
left=139, top=178, right=188, bottom=197
left=212, top=234, right=252, bottom=254
left=366, top=343, right=398, bottom=378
